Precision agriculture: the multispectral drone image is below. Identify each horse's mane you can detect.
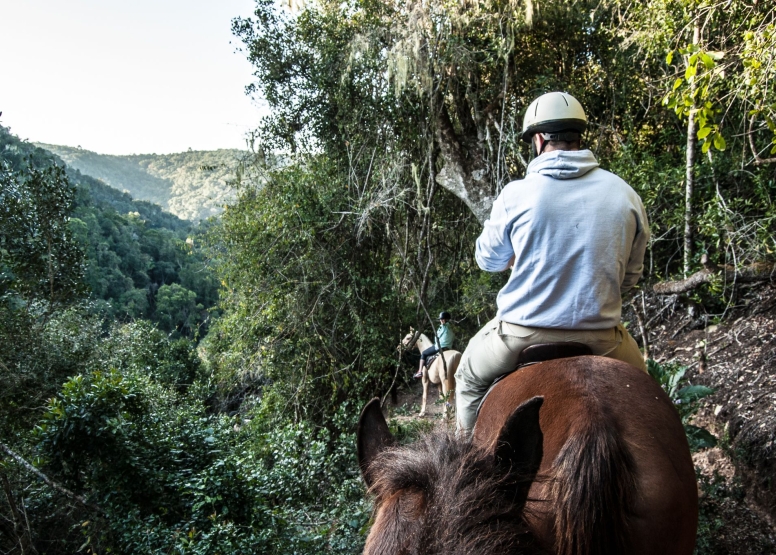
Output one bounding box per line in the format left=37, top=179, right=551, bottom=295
left=367, top=431, right=547, bottom=554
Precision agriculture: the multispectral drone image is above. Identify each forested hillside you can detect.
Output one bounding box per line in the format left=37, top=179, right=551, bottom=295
left=2, top=0, right=775, bottom=553
left=2, top=127, right=218, bottom=332
left=37, top=143, right=246, bottom=221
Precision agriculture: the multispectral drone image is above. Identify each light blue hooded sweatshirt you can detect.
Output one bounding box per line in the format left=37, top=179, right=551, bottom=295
left=475, top=149, right=649, bottom=330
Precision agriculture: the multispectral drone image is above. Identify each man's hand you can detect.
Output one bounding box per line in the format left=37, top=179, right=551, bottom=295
left=501, top=254, right=516, bottom=272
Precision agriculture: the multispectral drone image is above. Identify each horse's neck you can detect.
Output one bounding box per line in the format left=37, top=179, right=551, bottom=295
left=417, top=333, right=433, bottom=351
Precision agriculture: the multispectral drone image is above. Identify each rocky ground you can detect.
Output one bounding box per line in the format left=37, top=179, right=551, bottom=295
left=644, top=282, right=776, bottom=553
left=385, top=282, right=776, bottom=554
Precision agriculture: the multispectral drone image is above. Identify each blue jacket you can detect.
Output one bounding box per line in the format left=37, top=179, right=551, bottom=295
left=435, top=322, right=455, bottom=349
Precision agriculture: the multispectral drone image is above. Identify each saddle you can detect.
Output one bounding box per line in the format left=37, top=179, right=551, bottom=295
left=423, top=347, right=450, bottom=370
left=476, top=342, right=593, bottom=416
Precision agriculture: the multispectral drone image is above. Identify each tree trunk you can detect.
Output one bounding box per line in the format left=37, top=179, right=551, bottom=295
left=684, top=21, right=701, bottom=277
left=434, top=109, right=495, bottom=224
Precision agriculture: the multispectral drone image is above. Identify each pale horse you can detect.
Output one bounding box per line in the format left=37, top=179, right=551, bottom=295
left=400, top=329, right=461, bottom=418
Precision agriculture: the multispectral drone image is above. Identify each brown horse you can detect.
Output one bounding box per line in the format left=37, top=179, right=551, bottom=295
left=357, top=356, right=698, bottom=555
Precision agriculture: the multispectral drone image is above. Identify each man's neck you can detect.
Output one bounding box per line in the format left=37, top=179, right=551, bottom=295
left=543, top=145, right=580, bottom=153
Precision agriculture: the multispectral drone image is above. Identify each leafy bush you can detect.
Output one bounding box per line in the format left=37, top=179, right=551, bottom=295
left=647, top=359, right=717, bottom=451
left=32, top=365, right=369, bottom=554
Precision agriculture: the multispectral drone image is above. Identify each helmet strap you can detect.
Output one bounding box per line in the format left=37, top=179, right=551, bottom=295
left=540, top=131, right=581, bottom=143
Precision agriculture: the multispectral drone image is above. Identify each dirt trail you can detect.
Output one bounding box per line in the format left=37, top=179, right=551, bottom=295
left=386, top=378, right=455, bottom=428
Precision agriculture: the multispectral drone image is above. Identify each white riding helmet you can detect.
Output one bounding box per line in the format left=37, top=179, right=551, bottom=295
left=521, top=92, right=587, bottom=143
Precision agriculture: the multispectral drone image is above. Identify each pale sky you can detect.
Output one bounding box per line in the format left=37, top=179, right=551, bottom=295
left=0, top=0, right=266, bottom=154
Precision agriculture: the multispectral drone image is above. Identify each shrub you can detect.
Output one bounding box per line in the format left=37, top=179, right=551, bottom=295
left=648, top=359, right=716, bottom=451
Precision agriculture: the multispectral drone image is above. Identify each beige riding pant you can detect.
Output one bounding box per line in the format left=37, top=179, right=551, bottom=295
left=454, top=318, right=647, bottom=435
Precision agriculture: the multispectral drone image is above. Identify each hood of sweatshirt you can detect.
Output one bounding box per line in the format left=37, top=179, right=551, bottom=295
left=526, top=149, right=599, bottom=180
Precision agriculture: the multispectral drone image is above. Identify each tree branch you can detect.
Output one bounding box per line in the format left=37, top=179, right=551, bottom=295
left=629, top=292, right=650, bottom=361
left=748, top=117, right=776, bottom=165
left=0, top=443, right=103, bottom=515
left=652, top=254, right=776, bottom=295
left=1, top=472, right=38, bottom=555
left=382, top=334, right=407, bottom=408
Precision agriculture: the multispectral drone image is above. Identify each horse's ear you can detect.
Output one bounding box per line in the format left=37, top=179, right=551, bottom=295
left=357, top=398, right=396, bottom=489
left=494, top=396, right=544, bottom=501
left=409, top=326, right=414, bottom=332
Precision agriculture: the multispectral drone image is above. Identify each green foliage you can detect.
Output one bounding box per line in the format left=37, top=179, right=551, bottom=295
left=207, top=158, right=404, bottom=422
left=234, top=0, right=630, bottom=190
left=648, top=359, right=717, bottom=451
left=388, top=417, right=435, bottom=444
left=32, top=366, right=368, bottom=554
left=234, top=0, right=776, bottom=284
left=69, top=204, right=217, bottom=334
left=1, top=126, right=220, bottom=335
left=740, top=18, right=776, bottom=154
left=621, top=0, right=776, bottom=275
left=663, top=44, right=727, bottom=154
left=1, top=128, right=186, bottom=231
left=0, top=309, right=203, bottom=434
left=156, top=283, right=202, bottom=335
left=0, top=161, right=85, bottom=303
left=0, top=304, right=103, bottom=435
left=0, top=128, right=223, bottom=552
left=93, top=320, right=205, bottom=388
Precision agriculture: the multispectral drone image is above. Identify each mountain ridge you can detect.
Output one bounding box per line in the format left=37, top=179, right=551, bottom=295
left=36, top=143, right=246, bottom=221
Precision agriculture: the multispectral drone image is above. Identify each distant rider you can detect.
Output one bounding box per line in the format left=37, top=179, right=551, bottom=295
left=455, top=92, right=650, bottom=437
left=414, top=312, right=455, bottom=379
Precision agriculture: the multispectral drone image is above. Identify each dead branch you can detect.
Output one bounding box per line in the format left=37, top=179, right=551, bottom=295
left=652, top=254, right=776, bottom=295
left=748, top=117, right=776, bottom=165
left=1, top=472, right=38, bottom=555
left=0, top=442, right=103, bottom=515
left=382, top=334, right=408, bottom=407
left=629, top=292, right=650, bottom=361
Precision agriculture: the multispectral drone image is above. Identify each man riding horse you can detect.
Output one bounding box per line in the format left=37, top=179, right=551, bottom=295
left=455, top=91, right=650, bottom=437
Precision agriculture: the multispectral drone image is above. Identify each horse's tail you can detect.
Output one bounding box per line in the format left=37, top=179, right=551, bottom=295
left=550, top=415, right=636, bottom=555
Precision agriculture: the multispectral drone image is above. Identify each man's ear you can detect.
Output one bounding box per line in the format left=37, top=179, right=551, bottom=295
left=357, top=398, right=396, bottom=488
left=493, top=396, right=544, bottom=504
left=535, top=134, right=548, bottom=155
